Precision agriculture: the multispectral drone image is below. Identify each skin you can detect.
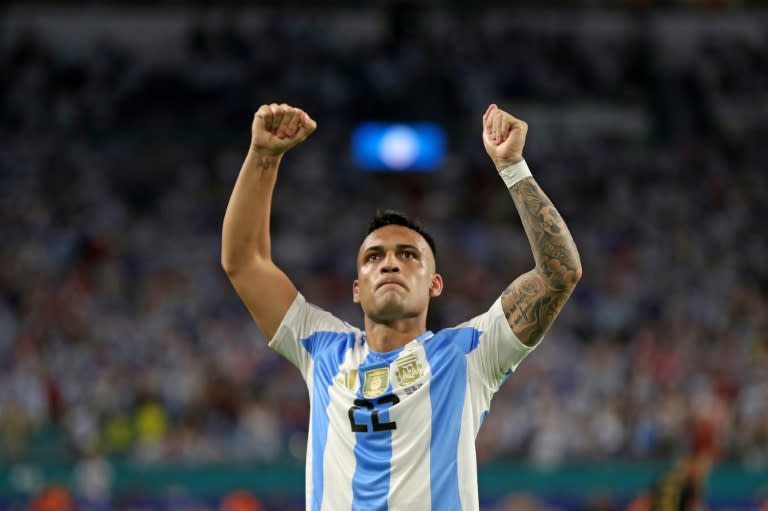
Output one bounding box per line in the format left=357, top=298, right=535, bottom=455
left=482, top=103, right=582, bottom=346
left=221, top=104, right=315, bottom=339
left=353, top=224, right=443, bottom=353
left=222, top=102, right=581, bottom=350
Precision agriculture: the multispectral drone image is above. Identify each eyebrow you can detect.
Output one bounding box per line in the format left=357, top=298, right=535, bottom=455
left=362, top=244, right=422, bottom=255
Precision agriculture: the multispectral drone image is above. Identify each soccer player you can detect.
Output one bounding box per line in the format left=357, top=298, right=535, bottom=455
left=222, top=103, right=582, bottom=510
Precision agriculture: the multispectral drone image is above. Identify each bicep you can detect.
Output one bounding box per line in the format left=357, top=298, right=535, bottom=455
left=500, top=269, right=575, bottom=347
left=225, top=260, right=298, bottom=340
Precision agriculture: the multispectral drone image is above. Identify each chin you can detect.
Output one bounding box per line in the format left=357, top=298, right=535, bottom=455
left=372, top=301, right=405, bottom=319
left=368, top=299, right=419, bottom=323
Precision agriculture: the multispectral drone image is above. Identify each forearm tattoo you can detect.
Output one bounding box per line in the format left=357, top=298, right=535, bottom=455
left=501, top=177, right=581, bottom=346
left=253, top=154, right=280, bottom=172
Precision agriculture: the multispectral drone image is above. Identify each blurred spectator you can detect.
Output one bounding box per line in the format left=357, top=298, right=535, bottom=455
left=495, top=493, right=544, bottom=511
left=0, top=6, right=766, bottom=473
left=29, top=485, right=74, bottom=511
left=220, top=491, right=264, bottom=511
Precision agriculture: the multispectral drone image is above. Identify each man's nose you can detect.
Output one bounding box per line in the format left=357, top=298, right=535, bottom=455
left=380, top=252, right=400, bottom=273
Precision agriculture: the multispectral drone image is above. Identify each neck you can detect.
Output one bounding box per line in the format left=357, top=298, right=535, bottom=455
left=364, top=316, right=428, bottom=353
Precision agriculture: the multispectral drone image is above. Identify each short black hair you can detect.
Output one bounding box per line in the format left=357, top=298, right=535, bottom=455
left=366, top=209, right=437, bottom=262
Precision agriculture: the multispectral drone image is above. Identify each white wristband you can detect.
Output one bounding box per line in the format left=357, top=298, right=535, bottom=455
left=498, top=159, right=532, bottom=188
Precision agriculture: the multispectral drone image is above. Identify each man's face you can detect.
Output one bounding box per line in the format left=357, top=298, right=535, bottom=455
left=353, top=225, right=443, bottom=324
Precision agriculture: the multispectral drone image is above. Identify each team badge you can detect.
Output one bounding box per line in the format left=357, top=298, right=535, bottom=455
left=336, top=369, right=358, bottom=391
left=362, top=368, right=389, bottom=398
left=394, top=353, right=423, bottom=387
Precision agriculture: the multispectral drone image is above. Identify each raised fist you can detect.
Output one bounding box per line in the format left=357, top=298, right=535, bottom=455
left=482, top=104, right=528, bottom=171
left=251, top=103, right=317, bottom=156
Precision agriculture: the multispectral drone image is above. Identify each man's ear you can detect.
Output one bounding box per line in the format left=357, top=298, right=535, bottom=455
left=429, top=273, right=444, bottom=297
left=352, top=279, right=360, bottom=303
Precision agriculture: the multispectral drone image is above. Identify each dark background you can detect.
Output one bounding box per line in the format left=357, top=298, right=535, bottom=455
left=1, top=1, right=766, bottom=510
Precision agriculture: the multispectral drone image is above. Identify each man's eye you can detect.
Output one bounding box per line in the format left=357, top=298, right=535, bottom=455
left=402, top=251, right=416, bottom=259
left=366, top=254, right=380, bottom=262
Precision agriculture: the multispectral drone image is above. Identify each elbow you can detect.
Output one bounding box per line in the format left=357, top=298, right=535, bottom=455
left=567, top=253, right=584, bottom=287
left=221, top=250, right=244, bottom=278
left=555, top=267, right=581, bottom=290
left=221, top=236, right=269, bottom=276
left=221, top=257, right=235, bottom=277
left=220, top=248, right=234, bottom=275
left=220, top=251, right=270, bottom=279
left=220, top=242, right=250, bottom=276
left=221, top=259, right=251, bottom=280
left=571, top=264, right=583, bottom=287
left=541, top=255, right=582, bottom=289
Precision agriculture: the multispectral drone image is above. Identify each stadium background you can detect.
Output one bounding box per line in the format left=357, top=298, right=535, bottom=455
left=1, top=1, right=767, bottom=510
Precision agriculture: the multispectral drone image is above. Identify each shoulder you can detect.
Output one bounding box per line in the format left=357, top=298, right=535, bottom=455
left=303, top=328, right=361, bottom=354
left=279, top=293, right=359, bottom=335
left=430, top=325, right=481, bottom=355
left=270, top=292, right=362, bottom=358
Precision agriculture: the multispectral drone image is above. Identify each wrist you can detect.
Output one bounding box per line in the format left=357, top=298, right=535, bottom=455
left=494, top=156, right=524, bottom=173
left=246, top=147, right=283, bottom=173
left=497, top=159, right=532, bottom=188
left=249, top=145, right=284, bottom=161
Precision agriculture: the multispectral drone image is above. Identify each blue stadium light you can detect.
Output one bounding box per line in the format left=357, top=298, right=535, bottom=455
left=351, top=122, right=446, bottom=172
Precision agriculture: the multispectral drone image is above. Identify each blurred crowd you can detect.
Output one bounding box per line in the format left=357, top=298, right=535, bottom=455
left=1, top=6, right=766, bottom=480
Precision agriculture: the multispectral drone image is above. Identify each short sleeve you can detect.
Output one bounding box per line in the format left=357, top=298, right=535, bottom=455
left=268, top=293, right=359, bottom=378
left=457, top=297, right=536, bottom=391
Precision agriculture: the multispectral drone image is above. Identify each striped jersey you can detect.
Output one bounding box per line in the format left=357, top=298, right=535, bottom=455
left=269, top=293, right=535, bottom=511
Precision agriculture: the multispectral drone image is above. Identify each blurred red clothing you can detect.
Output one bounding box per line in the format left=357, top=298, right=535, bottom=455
left=30, top=485, right=74, bottom=511
left=221, top=491, right=264, bottom=511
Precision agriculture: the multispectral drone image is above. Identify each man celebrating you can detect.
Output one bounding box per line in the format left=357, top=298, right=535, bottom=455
left=222, top=102, right=582, bottom=510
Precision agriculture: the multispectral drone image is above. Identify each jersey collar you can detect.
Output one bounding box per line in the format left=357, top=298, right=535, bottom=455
left=360, top=330, right=434, bottom=353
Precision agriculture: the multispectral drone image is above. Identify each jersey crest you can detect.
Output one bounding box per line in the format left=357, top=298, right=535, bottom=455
left=362, top=367, right=389, bottom=398
left=394, top=353, right=423, bottom=386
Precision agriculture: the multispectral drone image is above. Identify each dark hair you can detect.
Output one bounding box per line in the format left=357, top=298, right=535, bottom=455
left=366, top=209, right=437, bottom=261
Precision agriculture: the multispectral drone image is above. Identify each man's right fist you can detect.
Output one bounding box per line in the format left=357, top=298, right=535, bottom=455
left=251, top=103, right=317, bottom=156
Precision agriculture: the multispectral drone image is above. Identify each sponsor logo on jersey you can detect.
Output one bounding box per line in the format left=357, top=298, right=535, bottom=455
left=362, top=368, right=389, bottom=398
left=394, top=353, right=423, bottom=387
left=402, top=383, right=423, bottom=395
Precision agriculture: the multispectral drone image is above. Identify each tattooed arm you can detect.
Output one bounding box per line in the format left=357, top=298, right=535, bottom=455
left=221, top=104, right=317, bottom=339
left=502, top=178, right=581, bottom=346
left=482, top=104, right=582, bottom=347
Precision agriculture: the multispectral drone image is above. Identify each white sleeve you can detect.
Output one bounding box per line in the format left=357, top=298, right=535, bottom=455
left=268, top=292, right=358, bottom=379
left=458, top=297, right=537, bottom=391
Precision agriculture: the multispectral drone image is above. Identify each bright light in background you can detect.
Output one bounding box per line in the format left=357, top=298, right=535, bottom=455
left=351, top=122, right=446, bottom=172
left=379, top=125, right=418, bottom=170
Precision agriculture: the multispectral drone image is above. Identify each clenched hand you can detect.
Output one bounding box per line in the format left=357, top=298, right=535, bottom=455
left=482, top=104, right=528, bottom=172
left=251, top=103, right=317, bottom=156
